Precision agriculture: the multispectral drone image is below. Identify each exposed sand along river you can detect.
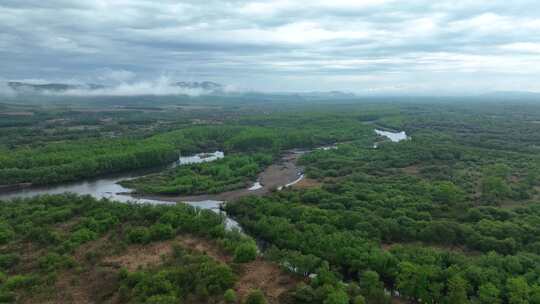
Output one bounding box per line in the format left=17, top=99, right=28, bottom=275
left=0, top=128, right=412, bottom=205
left=133, top=151, right=305, bottom=203
left=0, top=129, right=407, bottom=230
left=0, top=150, right=307, bottom=230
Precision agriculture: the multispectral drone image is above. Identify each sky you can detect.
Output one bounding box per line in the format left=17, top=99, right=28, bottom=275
left=1, top=0, right=540, bottom=95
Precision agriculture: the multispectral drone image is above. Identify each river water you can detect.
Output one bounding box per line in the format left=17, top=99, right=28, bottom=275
left=0, top=132, right=407, bottom=229
left=0, top=151, right=242, bottom=230
left=373, top=129, right=409, bottom=148
left=374, top=129, right=409, bottom=142
left=0, top=151, right=226, bottom=205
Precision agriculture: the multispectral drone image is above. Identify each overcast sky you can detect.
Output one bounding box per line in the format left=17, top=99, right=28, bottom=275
left=1, top=0, right=540, bottom=94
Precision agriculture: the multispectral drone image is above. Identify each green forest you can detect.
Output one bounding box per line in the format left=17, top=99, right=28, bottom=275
left=0, top=194, right=258, bottom=303
left=3, top=99, right=540, bottom=303
left=121, top=153, right=274, bottom=195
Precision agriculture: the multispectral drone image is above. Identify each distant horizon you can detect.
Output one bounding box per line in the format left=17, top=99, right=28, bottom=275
left=2, top=79, right=540, bottom=98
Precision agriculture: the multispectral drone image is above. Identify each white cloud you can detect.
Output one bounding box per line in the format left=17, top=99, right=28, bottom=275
left=500, top=43, right=540, bottom=54
left=1, top=0, right=540, bottom=93
left=58, top=76, right=208, bottom=96
left=97, top=69, right=137, bottom=83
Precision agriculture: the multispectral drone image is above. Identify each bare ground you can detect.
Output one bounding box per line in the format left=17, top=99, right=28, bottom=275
left=401, top=165, right=420, bottom=176
left=235, top=258, right=300, bottom=303
left=22, top=233, right=298, bottom=304
left=292, top=177, right=322, bottom=189
left=132, top=151, right=305, bottom=202
left=103, top=241, right=173, bottom=271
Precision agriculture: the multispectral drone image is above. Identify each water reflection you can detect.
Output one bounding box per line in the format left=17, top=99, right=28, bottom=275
left=374, top=129, right=409, bottom=142
left=186, top=199, right=241, bottom=230
left=248, top=182, right=263, bottom=191
left=173, top=151, right=224, bottom=167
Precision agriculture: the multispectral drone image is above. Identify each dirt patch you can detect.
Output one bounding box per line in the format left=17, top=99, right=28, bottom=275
left=401, top=165, right=420, bottom=175
left=103, top=241, right=173, bottom=272
left=179, top=235, right=299, bottom=303
left=235, top=258, right=300, bottom=304
left=23, top=237, right=120, bottom=304
left=178, top=236, right=299, bottom=303
left=292, top=177, right=321, bottom=189
left=50, top=272, right=91, bottom=304
left=499, top=199, right=532, bottom=209
left=100, top=234, right=230, bottom=271
left=382, top=242, right=478, bottom=256
left=134, top=151, right=306, bottom=202
left=101, top=234, right=298, bottom=303
left=176, top=235, right=231, bottom=263
left=21, top=232, right=298, bottom=304
left=259, top=153, right=303, bottom=190
left=42, top=266, right=120, bottom=304
left=53, top=216, right=82, bottom=233
left=9, top=242, right=47, bottom=275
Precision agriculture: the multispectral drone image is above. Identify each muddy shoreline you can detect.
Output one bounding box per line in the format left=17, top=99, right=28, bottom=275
left=0, top=183, right=33, bottom=193
left=126, top=152, right=305, bottom=202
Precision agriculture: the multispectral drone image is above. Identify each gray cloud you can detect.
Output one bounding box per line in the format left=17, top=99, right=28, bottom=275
left=1, top=0, right=540, bottom=94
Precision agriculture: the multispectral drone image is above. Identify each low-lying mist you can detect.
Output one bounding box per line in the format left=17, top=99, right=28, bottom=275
left=1, top=76, right=229, bottom=97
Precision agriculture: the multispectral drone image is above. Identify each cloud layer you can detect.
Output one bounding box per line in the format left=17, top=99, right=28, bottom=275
left=1, top=0, right=540, bottom=94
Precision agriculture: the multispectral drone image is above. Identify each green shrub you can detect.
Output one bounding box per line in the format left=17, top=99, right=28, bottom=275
left=353, top=295, right=366, bottom=304
left=132, top=271, right=175, bottom=300
left=39, top=252, right=75, bottom=272
left=25, top=227, right=60, bottom=245
left=0, top=290, right=14, bottom=303
left=224, top=288, right=237, bottom=303
left=149, top=223, right=175, bottom=241
left=144, top=294, right=179, bottom=304
left=324, top=289, right=349, bottom=304
left=0, top=254, right=19, bottom=271
left=4, top=275, right=35, bottom=291
left=80, top=215, right=118, bottom=234
left=0, top=223, right=14, bottom=245
left=233, top=243, right=257, bottom=263
left=244, top=289, right=267, bottom=304
left=127, top=227, right=151, bottom=244
left=69, top=228, right=98, bottom=245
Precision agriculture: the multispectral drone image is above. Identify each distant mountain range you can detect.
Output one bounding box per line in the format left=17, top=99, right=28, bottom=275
left=482, top=91, right=540, bottom=99
left=4, top=81, right=358, bottom=99
left=173, top=81, right=223, bottom=92
left=5, top=81, right=540, bottom=100
left=6, top=81, right=225, bottom=94
left=7, top=82, right=105, bottom=92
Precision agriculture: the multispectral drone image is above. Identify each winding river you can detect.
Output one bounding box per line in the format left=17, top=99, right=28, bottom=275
left=0, top=129, right=408, bottom=230
left=0, top=151, right=226, bottom=205
left=0, top=151, right=244, bottom=229
left=0, top=150, right=302, bottom=230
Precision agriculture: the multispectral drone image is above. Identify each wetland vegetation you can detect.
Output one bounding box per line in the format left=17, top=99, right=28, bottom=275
left=3, top=97, right=540, bottom=303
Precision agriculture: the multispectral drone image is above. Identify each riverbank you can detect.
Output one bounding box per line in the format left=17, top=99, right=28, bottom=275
left=0, top=182, right=32, bottom=193
left=127, top=151, right=305, bottom=202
